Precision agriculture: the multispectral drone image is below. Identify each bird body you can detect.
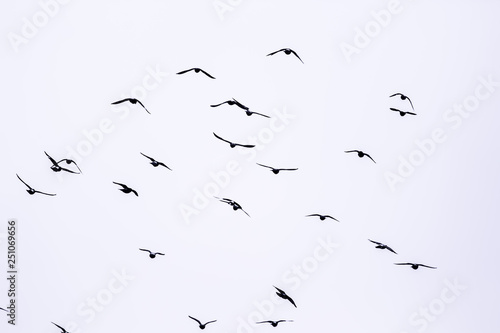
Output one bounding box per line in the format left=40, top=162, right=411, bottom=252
left=139, top=248, right=164, bottom=258
left=113, top=182, right=138, bottom=196
left=368, top=239, right=397, bottom=254
left=345, top=150, right=376, bottom=163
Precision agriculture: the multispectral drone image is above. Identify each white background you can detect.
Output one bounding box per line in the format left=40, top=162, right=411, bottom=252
left=1, top=0, right=499, bottom=332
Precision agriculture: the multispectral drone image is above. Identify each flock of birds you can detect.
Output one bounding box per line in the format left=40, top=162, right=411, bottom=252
left=13, top=47, right=435, bottom=333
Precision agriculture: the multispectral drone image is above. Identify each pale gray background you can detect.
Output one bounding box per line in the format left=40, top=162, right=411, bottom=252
left=1, top=0, right=499, bottom=332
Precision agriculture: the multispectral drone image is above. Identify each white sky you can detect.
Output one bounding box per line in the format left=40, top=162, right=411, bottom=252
left=1, top=1, right=500, bottom=332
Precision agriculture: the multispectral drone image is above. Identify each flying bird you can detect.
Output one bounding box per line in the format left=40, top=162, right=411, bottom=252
left=368, top=239, right=397, bottom=254
left=111, top=98, right=150, bottom=114
left=394, top=263, right=437, bottom=270
left=45, top=151, right=80, bottom=174
left=305, top=214, right=339, bottom=222
left=256, top=163, right=298, bottom=174
left=344, top=150, right=376, bottom=164
left=139, top=248, right=164, bottom=258
left=52, top=322, right=70, bottom=333
left=274, top=286, right=296, bottom=308
left=140, top=153, right=171, bottom=170
left=390, top=93, right=414, bottom=110
left=113, top=182, right=138, bottom=196
left=256, top=320, right=293, bottom=327
left=177, top=68, right=215, bottom=79
left=17, top=174, right=56, bottom=196
left=390, top=107, right=417, bottom=117
left=188, top=316, right=217, bottom=329
left=215, top=197, right=250, bottom=217
left=210, top=98, right=248, bottom=110
left=213, top=132, right=255, bottom=149
left=267, top=48, right=304, bottom=64
left=56, top=158, right=82, bottom=173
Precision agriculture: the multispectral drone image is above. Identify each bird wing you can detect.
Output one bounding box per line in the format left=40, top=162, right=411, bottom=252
left=407, top=112, right=417, bottom=115
left=325, top=215, right=339, bottom=222
left=44, top=151, right=59, bottom=166
left=204, top=320, right=217, bottom=325
left=235, top=143, right=256, bottom=148
left=368, top=239, right=382, bottom=245
left=232, top=98, right=249, bottom=110
left=251, top=111, right=271, bottom=118
left=189, top=316, right=202, bottom=325
left=51, top=322, right=66, bottom=332
left=210, top=101, right=229, bottom=107
left=139, top=248, right=152, bottom=254
left=389, top=93, right=403, bottom=98
left=394, top=263, right=413, bottom=266
left=140, top=152, right=154, bottom=161
left=256, top=321, right=271, bottom=324
left=365, top=154, right=376, bottom=163
left=240, top=207, right=250, bottom=217
left=290, top=49, right=304, bottom=64
left=67, top=160, right=83, bottom=173
left=16, top=174, right=32, bottom=189
left=344, top=150, right=359, bottom=153
left=256, top=163, right=273, bottom=169
left=306, top=214, right=320, bottom=218
left=406, top=97, right=415, bottom=110
left=135, top=100, right=150, bottom=114
left=111, top=98, right=132, bottom=105
left=389, top=107, right=402, bottom=112
left=200, top=69, right=216, bottom=79
left=131, top=189, right=139, bottom=196
left=267, top=49, right=287, bottom=56
left=155, top=252, right=165, bottom=256
left=419, top=264, right=437, bottom=269
left=213, top=132, right=231, bottom=144
left=35, top=190, right=56, bottom=196
left=279, top=168, right=298, bottom=171
left=113, top=182, right=128, bottom=189
left=273, top=285, right=286, bottom=294
left=59, top=166, right=79, bottom=174
left=286, top=295, right=297, bottom=307
left=386, top=246, right=398, bottom=254
left=176, top=68, right=194, bottom=75
left=158, top=162, right=172, bottom=170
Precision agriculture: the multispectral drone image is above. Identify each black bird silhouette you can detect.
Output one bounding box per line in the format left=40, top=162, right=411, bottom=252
left=139, top=248, right=164, bottom=258
left=45, top=152, right=80, bottom=174
left=213, top=132, right=255, bottom=149
left=140, top=153, right=171, bottom=170
left=210, top=98, right=248, bottom=110
left=215, top=197, right=250, bottom=217
left=394, top=263, right=436, bottom=270
left=368, top=239, right=397, bottom=254
left=188, top=316, right=217, bottom=329
left=390, top=93, right=414, bottom=110
left=52, top=322, right=70, bottom=333
left=113, top=182, right=138, bottom=196
left=274, top=286, right=296, bottom=308
left=344, top=150, right=376, bottom=164
left=256, top=163, right=298, bottom=174
left=306, top=214, right=339, bottom=222
left=17, top=174, right=56, bottom=196
left=390, top=107, right=417, bottom=117
left=241, top=109, right=270, bottom=118
left=111, top=98, right=150, bottom=114
left=267, top=48, right=304, bottom=64
left=177, top=68, right=215, bottom=79
left=56, top=158, right=82, bottom=173
left=256, top=320, right=293, bottom=327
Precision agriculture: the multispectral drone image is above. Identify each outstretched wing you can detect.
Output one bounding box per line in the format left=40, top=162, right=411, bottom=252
left=210, top=101, right=229, bottom=107
left=213, top=132, right=230, bottom=144
left=200, top=69, right=216, bottom=79
left=35, top=190, right=56, bottom=196
left=419, top=264, right=437, bottom=269
left=113, top=182, right=127, bottom=188
left=235, top=143, right=255, bottom=148
left=344, top=150, right=359, bottom=153
left=140, top=152, right=154, bottom=161
left=250, top=111, right=271, bottom=118
left=135, top=100, right=150, bottom=114
left=368, top=239, right=382, bottom=246
left=188, top=316, right=202, bottom=325
left=176, top=68, right=194, bottom=75
left=16, top=174, right=32, bottom=190
left=290, top=49, right=304, bottom=64
left=267, top=48, right=287, bottom=56
left=44, top=151, right=59, bottom=166
left=111, top=98, right=132, bottom=105
left=139, top=248, right=152, bottom=254
left=51, top=322, right=67, bottom=332
left=256, top=163, right=273, bottom=169
left=364, top=153, right=376, bottom=164
left=158, top=162, right=172, bottom=170
left=389, top=93, right=403, bottom=98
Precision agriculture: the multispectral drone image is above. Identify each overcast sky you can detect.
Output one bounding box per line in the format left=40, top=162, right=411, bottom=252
left=1, top=1, right=500, bottom=332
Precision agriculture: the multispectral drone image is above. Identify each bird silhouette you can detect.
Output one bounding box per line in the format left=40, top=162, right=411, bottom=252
left=177, top=68, right=215, bottom=79
left=390, top=93, right=414, bottom=110
left=111, top=98, right=150, bottom=114
left=0, top=307, right=6, bottom=311
left=256, top=163, right=298, bottom=174
left=139, top=248, right=164, bottom=258
left=17, top=174, right=56, bottom=196
left=56, top=158, right=82, bottom=173
left=390, top=107, right=416, bottom=117
left=267, top=48, right=304, bottom=64
left=394, top=263, right=436, bottom=270
left=306, top=214, right=339, bottom=222
left=188, top=316, right=217, bottom=329
left=368, top=239, right=397, bottom=254
left=113, top=182, right=138, bottom=196
left=213, top=133, right=255, bottom=149
left=274, top=286, right=296, bottom=307
left=140, top=153, right=171, bottom=170
left=215, top=197, right=250, bottom=217
left=52, top=322, right=70, bottom=333
left=45, top=151, right=80, bottom=174
left=210, top=98, right=248, bottom=110
left=344, top=150, right=376, bottom=163
left=256, top=320, right=293, bottom=327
